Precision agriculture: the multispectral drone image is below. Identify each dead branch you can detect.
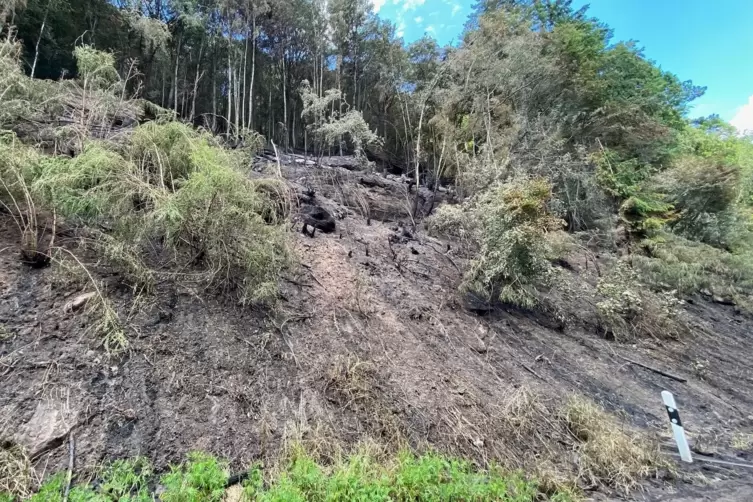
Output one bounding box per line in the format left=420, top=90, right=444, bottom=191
left=62, top=433, right=75, bottom=502
left=614, top=354, right=687, bottom=383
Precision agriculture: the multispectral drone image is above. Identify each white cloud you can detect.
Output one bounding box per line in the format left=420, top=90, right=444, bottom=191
left=731, top=95, right=753, bottom=135
left=371, top=0, right=386, bottom=12
left=426, top=25, right=436, bottom=33
left=451, top=4, right=461, bottom=16
left=414, top=16, right=423, bottom=23
left=395, top=0, right=425, bottom=11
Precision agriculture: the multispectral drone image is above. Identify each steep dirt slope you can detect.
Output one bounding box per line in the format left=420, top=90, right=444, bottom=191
left=1, top=157, right=753, bottom=499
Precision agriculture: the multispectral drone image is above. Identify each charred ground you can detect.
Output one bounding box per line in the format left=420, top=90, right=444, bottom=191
left=2, top=153, right=753, bottom=500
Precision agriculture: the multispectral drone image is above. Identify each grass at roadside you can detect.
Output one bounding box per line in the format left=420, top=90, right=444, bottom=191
left=1, top=448, right=578, bottom=502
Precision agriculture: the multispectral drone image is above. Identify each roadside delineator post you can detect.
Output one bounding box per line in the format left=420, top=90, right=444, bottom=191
left=662, top=390, right=693, bottom=463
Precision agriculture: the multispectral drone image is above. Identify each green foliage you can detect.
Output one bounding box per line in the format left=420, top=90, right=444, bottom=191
left=632, top=232, right=753, bottom=304
left=161, top=452, right=228, bottom=502
left=33, top=122, right=292, bottom=303
left=300, top=81, right=381, bottom=158
left=154, top=155, right=292, bottom=303
left=463, top=178, right=564, bottom=308
left=0, top=132, right=42, bottom=203
left=244, top=449, right=561, bottom=502
left=18, top=449, right=576, bottom=501
left=32, top=144, right=129, bottom=221
left=653, top=155, right=742, bottom=248
left=128, top=121, right=217, bottom=186
left=28, top=473, right=66, bottom=502
left=74, top=46, right=120, bottom=91
left=27, top=457, right=152, bottom=502
left=595, top=261, right=685, bottom=341
left=97, top=457, right=152, bottom=501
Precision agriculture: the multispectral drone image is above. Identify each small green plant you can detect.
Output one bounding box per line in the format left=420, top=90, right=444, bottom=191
left=98, top=457, right=152, bottom=501
left=28, top=473, right=66, bottom=502
left=161, top=452, right=228, bottom=502
left=243, top=448, right=567, bottom=502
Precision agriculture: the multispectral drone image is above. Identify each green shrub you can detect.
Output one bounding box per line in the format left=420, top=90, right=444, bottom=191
left=652, top=155, right=743, bottom=248
left=128, top=121, right=215, bottom=187
left=32, top=144, right=132, bottom=222
left=97, top=457, right=152, bottom=501
left=426, top=203, right=477, bottom=247
left=27, top=457, right=152, bottom=502
left=595, top=261, right=686, bottom=340
left=151, top=158, right=292, bottom=303
left=463, top=178, right=565, bottom=308
left=74, top=46, right=120, bottom=91
left=32, top=123, right=292, bottom=303
left=633, top=232, right=753, bottom=304
left=161, top=452, right=228, bottom=502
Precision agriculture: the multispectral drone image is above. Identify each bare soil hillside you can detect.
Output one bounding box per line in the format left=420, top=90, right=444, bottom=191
left=2, top=155, right=753, bottom=500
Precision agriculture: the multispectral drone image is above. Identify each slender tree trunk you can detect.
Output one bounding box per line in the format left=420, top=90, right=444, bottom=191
left=292, top=99, right=296, bottom=150
left=173, top=34, right=182, bottom=116
left=337, top=54, right=343, bottom=156
left=227, top=44, right=232, bottom=135
left=248, top=14, right=257, bottom=130
left=268, top=87, right=272, bottom=141
left=282, top=55, right=288, bottom=150
left=30, top=1, right=50, bottom=79
left=212, top=42, right=217, bottom=131
left=234, top=66, right=240, bottom=134
left=161, top=69, right=167, bottom=108
left=190, top=38, right=205, bottom=123
left=241, top=29, right=248, bottom=130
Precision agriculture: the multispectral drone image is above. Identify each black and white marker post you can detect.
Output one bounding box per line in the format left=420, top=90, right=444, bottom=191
left=662, top=390, right=693, bottom=463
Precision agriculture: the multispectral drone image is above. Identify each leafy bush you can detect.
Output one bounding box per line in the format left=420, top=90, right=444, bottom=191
left=33, top=122, right=292, bottom=303
left=425, top=203, right=477, bottom=247
left=153, top=158, right=292, bottom=302
left=595, top=261, right=686, bottom=340
left=128, top=121, right=218, bottom=186
left=300, top=81, right=381, bottom=158
left=653, top=155, right=743, bottom=248
left=74, top=46, right=120, bottom=91
left=632, top=232, right=753, bottom=306
left=463, top=178, right=565, bottom=308
left=33, top=144, right=131, bottom=222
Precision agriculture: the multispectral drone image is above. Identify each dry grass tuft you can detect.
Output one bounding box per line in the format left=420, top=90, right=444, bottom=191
left=0, top=442, right=34, bottom=499
left=326, top=355, right=374, bottom=407
left=324, top=354, right=406, bottom=451
left=563, top=396, right=669, bottom=494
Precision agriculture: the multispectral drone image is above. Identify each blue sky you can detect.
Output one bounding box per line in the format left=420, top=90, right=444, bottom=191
left=371, top=0, right=753, bottom=132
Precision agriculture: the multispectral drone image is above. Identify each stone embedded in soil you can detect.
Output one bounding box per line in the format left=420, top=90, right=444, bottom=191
left=63, top=292, right=97, bottom=313
left=14, top=399, right=80, bottom=458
